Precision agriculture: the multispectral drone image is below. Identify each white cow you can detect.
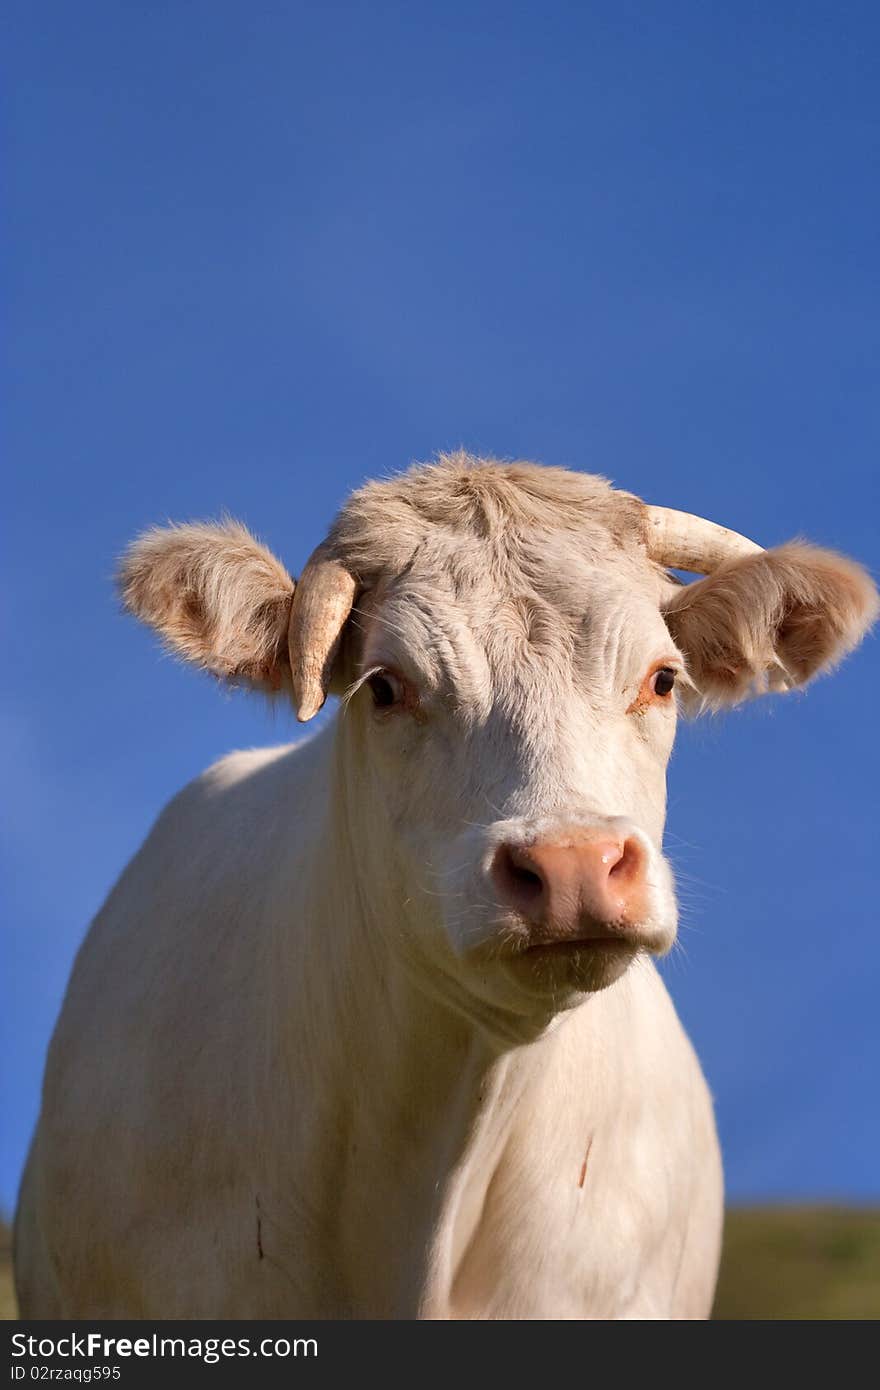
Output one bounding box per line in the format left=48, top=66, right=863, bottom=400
left=15, top=455, right=877, bottom=1319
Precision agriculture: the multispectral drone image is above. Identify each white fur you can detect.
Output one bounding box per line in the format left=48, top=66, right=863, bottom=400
left=16, top=731, right=721, bottom=1319
left=17, top=456, right=876, bottom=1320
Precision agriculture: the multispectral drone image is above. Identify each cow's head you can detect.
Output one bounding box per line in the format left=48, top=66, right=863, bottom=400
left=120, top=456, right=877, bottom=1031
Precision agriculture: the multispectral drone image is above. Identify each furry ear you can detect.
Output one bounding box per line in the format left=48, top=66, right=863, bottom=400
left=118, top=521, right=295, bottom=691
left=663, top=542, right=878, bottom=709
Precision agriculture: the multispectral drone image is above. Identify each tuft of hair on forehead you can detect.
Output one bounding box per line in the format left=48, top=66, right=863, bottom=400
left=326, top=452, right=649, bottom=586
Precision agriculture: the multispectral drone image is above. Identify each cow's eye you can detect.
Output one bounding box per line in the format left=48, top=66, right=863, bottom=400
left=367, top=669, right=406, bottom=711
left=627, top=662, right=680, bottom=714
left=651, top=667, right=676, bottom=698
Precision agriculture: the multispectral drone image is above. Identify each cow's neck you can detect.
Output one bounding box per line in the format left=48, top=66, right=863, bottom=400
left=273, top=722, right=552, bottom=1315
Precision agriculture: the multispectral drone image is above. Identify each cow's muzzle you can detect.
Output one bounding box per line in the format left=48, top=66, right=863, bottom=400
left=482, top=819, right=676, bottom=961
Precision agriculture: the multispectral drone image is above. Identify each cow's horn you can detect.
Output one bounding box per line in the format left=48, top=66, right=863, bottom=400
left=288, top=544, right=358, bottom=722
left=643, top=506, right=763, bottom=573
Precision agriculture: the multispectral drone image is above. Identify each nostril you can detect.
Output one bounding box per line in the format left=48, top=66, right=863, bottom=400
left=608, top=837, right=643, bottom=883
left=492, top=844, right=545, bottom=912
left=511, top=863, right=543, bottom=898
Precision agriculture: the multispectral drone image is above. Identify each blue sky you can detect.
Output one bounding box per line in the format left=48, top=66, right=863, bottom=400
left=3, top=1, right=879, bottom=1214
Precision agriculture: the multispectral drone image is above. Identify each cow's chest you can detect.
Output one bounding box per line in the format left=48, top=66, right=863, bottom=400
left=443, top=1114, right=685, bottom=1319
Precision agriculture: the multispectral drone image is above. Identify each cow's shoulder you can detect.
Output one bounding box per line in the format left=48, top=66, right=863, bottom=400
left=130, top=728, right=329, bottom=884
left=45, top=732, right=329, bottom=1102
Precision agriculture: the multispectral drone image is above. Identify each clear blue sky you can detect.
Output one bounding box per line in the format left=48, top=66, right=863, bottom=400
left=3, top=1, right=879, bottom=1214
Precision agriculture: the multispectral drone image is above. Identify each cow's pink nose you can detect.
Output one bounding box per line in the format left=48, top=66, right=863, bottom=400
left=491, top=835, right=649, bottom=942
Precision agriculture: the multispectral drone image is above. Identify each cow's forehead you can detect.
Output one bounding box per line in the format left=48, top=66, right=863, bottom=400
left=378, top=533, right=661, bottom=632
left=334, top=455, right=673, bottom=709
left=356, top=537, right=673, bottom=718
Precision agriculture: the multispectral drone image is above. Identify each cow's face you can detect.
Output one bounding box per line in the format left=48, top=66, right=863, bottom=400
left=120, top=457, right=878, bottom=1030
left=341, top=548, right=681, bottom=1010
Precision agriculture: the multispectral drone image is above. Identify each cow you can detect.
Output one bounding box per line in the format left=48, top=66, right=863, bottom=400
left=14, top=454, right=877, bottom=1319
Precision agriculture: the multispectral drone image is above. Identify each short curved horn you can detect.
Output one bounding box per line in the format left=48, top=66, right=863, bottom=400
left=288, top=544, right=358, bottom=722
left=643, top=506, right=762, bottom=573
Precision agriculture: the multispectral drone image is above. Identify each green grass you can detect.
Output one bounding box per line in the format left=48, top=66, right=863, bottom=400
left=0, top=1220, right=13, bottom=1322
left=713, top=1206, right=880, bottom=1319
left=2, top=1208, right=878, bottom=1319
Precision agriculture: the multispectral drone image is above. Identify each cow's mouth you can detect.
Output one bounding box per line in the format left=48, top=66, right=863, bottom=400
left=523, top=936, right=636, bottom=957
left=500, top=932, right=640, bottom=996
